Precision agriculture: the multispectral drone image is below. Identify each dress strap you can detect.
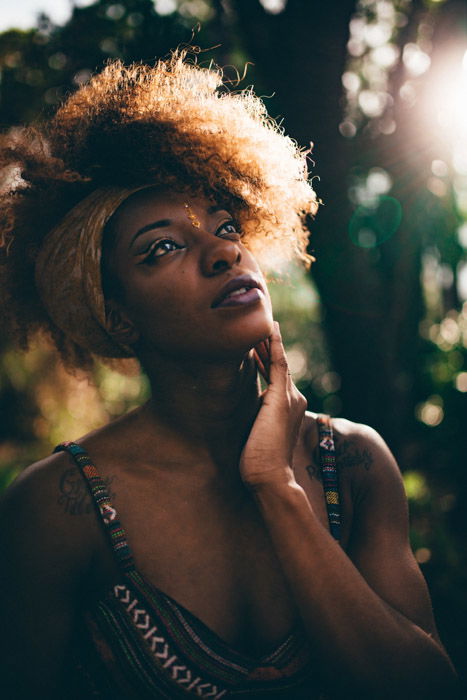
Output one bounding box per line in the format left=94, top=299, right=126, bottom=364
left=54, top=441, right=136, bottom=572
left=315, top=415, right=341, bottom=542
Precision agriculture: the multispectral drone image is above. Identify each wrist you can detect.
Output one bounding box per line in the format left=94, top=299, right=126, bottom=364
left=243, top=465, right=298, bottom=491
left=248, top=474, right=309, bottom=519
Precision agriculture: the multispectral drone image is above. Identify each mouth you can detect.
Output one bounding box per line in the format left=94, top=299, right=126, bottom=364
left=211, top=274, right=264, bottom=309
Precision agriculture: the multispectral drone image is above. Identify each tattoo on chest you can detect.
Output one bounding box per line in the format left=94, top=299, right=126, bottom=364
left=57, top=468, right=116, bottom=515
left=335, top=438, right=373, bottom=471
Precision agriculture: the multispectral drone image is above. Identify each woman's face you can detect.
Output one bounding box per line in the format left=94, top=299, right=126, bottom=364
left=106, top=188, right=274, bottom=361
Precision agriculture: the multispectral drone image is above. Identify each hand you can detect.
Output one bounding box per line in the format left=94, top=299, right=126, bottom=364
left=240, top=322, right=307, bottom=488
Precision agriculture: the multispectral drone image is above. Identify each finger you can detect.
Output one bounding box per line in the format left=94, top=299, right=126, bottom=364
left=252, top=348, right=269, bottom=382
left=268, top=321, right=290, bottom=387
left=254, top=339, right=271, bottom=381
left=255, top=340, right=270, bottom=369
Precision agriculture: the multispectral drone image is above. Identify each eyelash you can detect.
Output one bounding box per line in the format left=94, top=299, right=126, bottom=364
left=141, top=220, right=241, bottom=264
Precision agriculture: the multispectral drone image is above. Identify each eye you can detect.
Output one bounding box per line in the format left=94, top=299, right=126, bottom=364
left=140, top=239, right=183, bottom=263
left=215, top=220, right=241, bottom=238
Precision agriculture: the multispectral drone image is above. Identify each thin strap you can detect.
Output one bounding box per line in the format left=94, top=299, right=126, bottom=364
left=54, top=441, right=136, bottom=572
left=316, top=415, right=341, bottom=542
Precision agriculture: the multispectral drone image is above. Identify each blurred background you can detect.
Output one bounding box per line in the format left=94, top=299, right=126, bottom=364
left=0, top=0, right=466, bottom=688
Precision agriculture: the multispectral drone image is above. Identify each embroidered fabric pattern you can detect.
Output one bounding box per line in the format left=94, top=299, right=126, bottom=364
left=316, top=414, right=341, bottom=541
left=55, top=442, right=134, bottom=571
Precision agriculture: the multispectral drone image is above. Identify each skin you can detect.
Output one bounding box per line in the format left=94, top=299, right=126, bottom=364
left=0, top=189, right=458, bottom=699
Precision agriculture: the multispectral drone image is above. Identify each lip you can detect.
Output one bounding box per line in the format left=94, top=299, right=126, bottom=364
left=211, top=274, right=263, bottom=309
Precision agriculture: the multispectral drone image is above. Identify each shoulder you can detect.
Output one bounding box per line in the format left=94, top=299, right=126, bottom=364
left=321, top=419, right=444, bottom=644
left=324, top=416, right=410, bottom=549
left=0, top=450, right=104, bottom=695
left=304, top=412, right=407, bottom=522
left=3, top=447, right=87, bottom=511
left=2, top=449, right=77, bottom=515
left=329, top=417, right=404, bottom=496
left=331, top=415, right=393, bottom=458
left=304, top=411, right=395, bottom=470
left=0, top=448, right=97, bottom=578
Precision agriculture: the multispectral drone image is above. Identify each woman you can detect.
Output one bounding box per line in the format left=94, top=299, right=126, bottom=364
left=0, top=51, right=457, bottom=699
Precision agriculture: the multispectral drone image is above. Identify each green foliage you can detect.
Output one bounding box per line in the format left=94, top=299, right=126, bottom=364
left=0, top=0, right=231, bottom=125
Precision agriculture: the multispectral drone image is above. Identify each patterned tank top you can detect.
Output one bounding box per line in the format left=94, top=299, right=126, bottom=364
left=55, top=415, right=340, bottom=699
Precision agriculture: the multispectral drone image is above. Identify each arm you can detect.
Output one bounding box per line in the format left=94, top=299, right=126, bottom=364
left=243, top=324, right=458, bottom=699
left=0, top=455, right=94, bottom=699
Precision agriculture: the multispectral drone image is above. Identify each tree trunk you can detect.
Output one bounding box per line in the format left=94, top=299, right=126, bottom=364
left=229, top=0, right=399, bottom=438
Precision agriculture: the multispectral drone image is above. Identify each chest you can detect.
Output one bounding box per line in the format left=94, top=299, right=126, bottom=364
left=92, top=486, right=266, bottom=647
left=84, top=415, right=352, bottom=658
left=89, top=459, right=331, bottom=656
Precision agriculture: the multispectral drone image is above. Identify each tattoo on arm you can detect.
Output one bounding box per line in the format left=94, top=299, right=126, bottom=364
left=307, top=439, right=372, bottom=479
left=334, top=438, right=373, bottom=471
left=58, top=468, right=116, bottom=515
left=305, top=446, right=323, bottom=481
left=306, top=464, right=318, bottom=480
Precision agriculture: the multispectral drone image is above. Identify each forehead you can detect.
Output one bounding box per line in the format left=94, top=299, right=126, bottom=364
left=110, top=187, right=214, bottom=237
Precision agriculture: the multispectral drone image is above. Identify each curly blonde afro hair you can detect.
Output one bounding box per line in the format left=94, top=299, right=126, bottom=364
left=0, top=49, right=317, bottom=370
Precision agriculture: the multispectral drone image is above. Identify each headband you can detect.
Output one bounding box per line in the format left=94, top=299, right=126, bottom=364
left=35, top=185, right=150, bottom=358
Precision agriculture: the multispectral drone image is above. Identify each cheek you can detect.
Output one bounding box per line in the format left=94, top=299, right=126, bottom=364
left=122, top=275, right=204, bottom=348
left=125, top=282, right=185, bottom=329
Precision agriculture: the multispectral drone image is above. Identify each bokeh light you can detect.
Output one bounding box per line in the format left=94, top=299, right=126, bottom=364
left=349, top=195, right=402, bottom=248
left=416, top=395, right=444, bottom=427
left=403, top=470, right=430, bottom=502
left=259, top=0, right=287, bottom=13
left=154, top=0, right=177, bottom=14
left=455, top=372, right=467, bottom=392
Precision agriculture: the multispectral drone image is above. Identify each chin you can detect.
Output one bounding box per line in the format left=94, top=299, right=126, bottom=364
left=137, top=301, right=274, bottom=363
left=223, top=310, right=274, bottom=357
left=255, top=316, right=274, bottom=344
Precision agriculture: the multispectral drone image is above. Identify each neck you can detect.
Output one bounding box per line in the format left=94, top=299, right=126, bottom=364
left=139, top=349, right=262, bottom=472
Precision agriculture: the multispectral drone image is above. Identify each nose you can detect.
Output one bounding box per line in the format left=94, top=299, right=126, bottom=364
left=200, top=236, right=242, bottom=277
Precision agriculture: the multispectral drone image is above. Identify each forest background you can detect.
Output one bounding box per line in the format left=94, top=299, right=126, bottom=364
left=0, top=0, right=466, bottom=689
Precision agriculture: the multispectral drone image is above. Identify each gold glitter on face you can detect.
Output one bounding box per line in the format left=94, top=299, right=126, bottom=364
left=183, top=203, right=201, bottom=228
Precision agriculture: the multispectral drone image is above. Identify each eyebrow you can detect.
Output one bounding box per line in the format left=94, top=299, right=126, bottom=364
left=129, top=205, right=228, bottom=249
left=130, top=219, right=170, bottom=248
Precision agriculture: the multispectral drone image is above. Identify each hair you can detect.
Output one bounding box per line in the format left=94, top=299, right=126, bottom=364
left=0, top=49, right=318, bottom=370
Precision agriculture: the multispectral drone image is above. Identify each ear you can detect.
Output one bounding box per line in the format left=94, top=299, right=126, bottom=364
left=105, top=301, right=140, bottom=347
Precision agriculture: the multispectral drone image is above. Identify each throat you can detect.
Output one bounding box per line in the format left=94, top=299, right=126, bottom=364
left=142, top=351, right=262, bottom=464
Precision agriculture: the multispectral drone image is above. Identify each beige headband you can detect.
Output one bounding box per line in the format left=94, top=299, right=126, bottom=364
left=35, top=185, right=150, bottom=359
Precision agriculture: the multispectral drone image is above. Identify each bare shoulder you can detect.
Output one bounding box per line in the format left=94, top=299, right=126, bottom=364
left=3, top=406, right=134, bottom=522
left=302, top=412, right=407, bottom=532
left=322, top=416, right=412, bottom=561
left=0, top=407, right=142, bottom=570
left=3, top=448, right=87, bottom=512
left=0, top=448, right=97, bottom=574
left=316, top=417, right=444, bottom=645
left=330, top=416, right=404, bottom=499
left=0, top=449, right=107, bottom=694
left=331, top=415, right=395, bottom=462
left=2, top=449, right=77, bottom=514
left=303, top=411, right=397, bottom=472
